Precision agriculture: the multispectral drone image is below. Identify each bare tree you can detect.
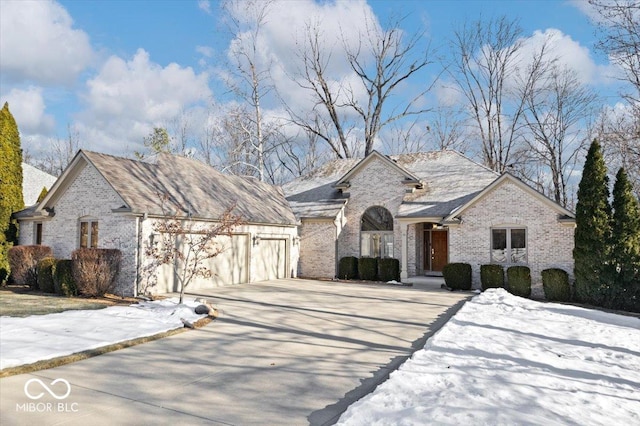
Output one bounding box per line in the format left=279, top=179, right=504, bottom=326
left=521, top=65, right=598, bottom=207
left=449, top=16, right=530, bottom=172
left=27, top=124, right=81, bottom=176
left=220, top=0, right=275, bottom=181
left=289, top=15, right=435, bottom=158
left=144, top=194, right=243, bottom=303
left=590, top=0, right=640, bottom=104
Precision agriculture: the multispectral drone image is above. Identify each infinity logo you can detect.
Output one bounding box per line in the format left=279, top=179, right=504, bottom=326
left=24, top=378, right=71, bottom=400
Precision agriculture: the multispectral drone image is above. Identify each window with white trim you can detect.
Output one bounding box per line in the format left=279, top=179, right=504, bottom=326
left=360, top=206, right=394, bottom=258
left=491, top=227, right=527, bottom=263
left=79, top=220, right=99, bottom=248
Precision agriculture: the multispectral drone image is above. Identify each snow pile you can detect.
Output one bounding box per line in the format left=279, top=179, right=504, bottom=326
left=0, top=298, right=206, bottom=370
left=338, top=289, right=640, bottom=425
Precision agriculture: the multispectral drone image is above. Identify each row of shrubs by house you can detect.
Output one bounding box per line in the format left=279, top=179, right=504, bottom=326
left=337, top=256, right=571, bottom=302
left=7, top=245, right=122, bottom=298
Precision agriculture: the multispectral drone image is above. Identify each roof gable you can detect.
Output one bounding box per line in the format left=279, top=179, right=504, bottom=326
left=334, top=150, right=422, bottom=189
left=444, top=173, right=575, bottom=222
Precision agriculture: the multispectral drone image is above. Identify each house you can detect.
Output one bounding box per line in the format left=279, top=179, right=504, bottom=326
left=21, top=163, right=57, bottom=206
left=14, top=150, right=298, bottom=296
left=283, top=150, right=575, bottom=291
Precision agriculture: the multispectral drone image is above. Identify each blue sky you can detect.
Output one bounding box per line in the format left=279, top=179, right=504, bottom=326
left=0, top=0, right=622, bottom=161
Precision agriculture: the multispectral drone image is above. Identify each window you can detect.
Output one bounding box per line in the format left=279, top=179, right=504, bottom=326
left=34, top=223, right=43, bottom=245
left=79, top=220, right=99, bottom=248
left=361, top=206, right=394, bottom=258
left=491, top=228, right=526, bottom=263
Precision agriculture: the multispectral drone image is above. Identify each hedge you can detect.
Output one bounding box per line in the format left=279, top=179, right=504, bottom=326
left=378, top=258, right=400, bottom=282
left=7, top=245, right=53, bottom=287
left=54, top=259, right=77, bottom=297
left=72, top=248, right=122, bottom=297
left=480, top=264, right=504, bottom=290
left=541, top=268, right=570, bottom=302
left=36, top=257, right=56, bottom=293
left=507, top=266, right=531, bottom=298
left=338, top=256, right=358, bottom=280
left=442, top=263, right=472, bottom=290
left=358, top=257, right=378, bottom=281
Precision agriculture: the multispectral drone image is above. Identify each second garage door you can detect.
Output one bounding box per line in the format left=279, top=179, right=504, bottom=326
left=252, top=238, right=287, bottom=282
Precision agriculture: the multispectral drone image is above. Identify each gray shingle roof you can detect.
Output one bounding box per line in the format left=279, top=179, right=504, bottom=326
left=82, top=151, right=297, bottom=225
left=283, top=151, right=498, bottom=220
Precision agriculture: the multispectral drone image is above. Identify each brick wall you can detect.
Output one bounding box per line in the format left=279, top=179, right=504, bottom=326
left=337, top=158, right=410, bottom=273
left=298, top=220, right=336, bottom=278
left=449, top=180, right=575, bottom=295
left=21, top=162, right=138, bottom=296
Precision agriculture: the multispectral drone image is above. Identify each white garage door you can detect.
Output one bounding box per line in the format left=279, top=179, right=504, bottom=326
left=253, top=238, right=287, bottom=282
left=159, top=234, right=249, bottom=292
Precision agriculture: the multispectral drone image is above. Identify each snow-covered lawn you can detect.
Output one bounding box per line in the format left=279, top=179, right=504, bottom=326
left=338, top=289, right=640, bottom=426
left=0, top=298, right=206, bottom=370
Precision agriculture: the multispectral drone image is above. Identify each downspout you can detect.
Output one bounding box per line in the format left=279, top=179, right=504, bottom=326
left=134, top=213, right=146, bottom=297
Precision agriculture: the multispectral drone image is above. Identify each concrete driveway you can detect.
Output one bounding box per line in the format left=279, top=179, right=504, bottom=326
left=1, top=279, right=471, bottom=426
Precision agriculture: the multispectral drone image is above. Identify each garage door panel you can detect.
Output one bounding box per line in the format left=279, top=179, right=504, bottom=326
left=253, top=239, right=286, bottom=282
left=158, top=234, right=249, bottom=292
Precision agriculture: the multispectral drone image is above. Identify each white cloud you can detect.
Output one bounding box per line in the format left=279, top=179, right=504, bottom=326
left=1, top=86, right=55, bottom=135
left=76, top=49, right=211, bottom=153
left=198, top=0, right=212, bottom=15
left=518, top=28, right=616, bottom=85
left=221, top=0, right=380, bottom=112
left=0, top=0, right=94, bottom=85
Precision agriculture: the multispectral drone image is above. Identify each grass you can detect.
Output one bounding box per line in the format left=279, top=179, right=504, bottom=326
left=0, top=285, right=135, bottom=317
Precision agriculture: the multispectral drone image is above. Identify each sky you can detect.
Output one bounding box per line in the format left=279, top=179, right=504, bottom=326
left=0, top=0, right=625, bottom=164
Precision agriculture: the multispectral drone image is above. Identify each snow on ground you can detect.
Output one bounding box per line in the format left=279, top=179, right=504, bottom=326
left=338, top=289, right=640, bottom=426
left=0, top=298, right=206, bottom=370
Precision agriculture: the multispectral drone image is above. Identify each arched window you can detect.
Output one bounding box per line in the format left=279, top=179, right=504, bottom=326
left=361, top=206, right=394, bottom=258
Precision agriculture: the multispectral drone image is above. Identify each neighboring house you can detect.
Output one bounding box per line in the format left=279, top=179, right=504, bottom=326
left=283, top=150, right=575, bottom=291
left=21, top=163, right=57, bottom=206
left=14, top=150, right=298, bottom=296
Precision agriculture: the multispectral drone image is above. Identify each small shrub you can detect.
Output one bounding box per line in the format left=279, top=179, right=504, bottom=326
left=72, top=249, right=122, bottom=297
left=378, top=258, right=400, bottom=282
left=442, top=263, right=472, bottom=290
left=54, top=259, right=77, bottom=297
left=541, top=268, right=570, bottom=302
left=358, top=257, right=378, bottom=281
left=338, top=256, right=358, bottom=280
left=8, top=245, right=53, bottom=287
left=481, top=264, right=504, bottom=290
left=507, top=266, right=532, bottom=298
left=37, top=257, right=56, bottom=293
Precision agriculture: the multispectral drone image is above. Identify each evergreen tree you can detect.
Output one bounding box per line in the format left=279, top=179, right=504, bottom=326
left=610, top=167, right=640, bottom=312
left=37, top=186, right=48, bottom=203
left=0, top=102, right=24, bottom=283
left=573, top=140, right=611, bottom=305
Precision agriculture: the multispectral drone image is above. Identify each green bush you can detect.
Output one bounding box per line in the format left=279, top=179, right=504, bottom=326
left=37, top=257, right=56, bottom=293
left=72, top=249, right=122, bottom=297
left=507, top=266, right=532, bottom=298
left=338, top=256, right=358, bottom=280
left=442, top=263, right=472, bottom=290
left=378, top=258, right=400, bottom=282
left=480, top=264, right=504, bottom=290
left=7, top=245, right=53, bottom=287
left=54, top=259, right=77, bottom=297
left=358, top=257, right=378, bottom=281
left=541, top=268, right=570, bottom=302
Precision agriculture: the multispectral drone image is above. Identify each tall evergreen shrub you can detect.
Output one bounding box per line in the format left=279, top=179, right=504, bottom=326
left=574, top=140, right=611, bottom=305
left=610, top=168, right=640, bottom=312
left=0, top=102, right=24, bottom=283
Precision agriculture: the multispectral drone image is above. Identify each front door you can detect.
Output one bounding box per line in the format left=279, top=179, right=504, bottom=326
left=425, top=229, right=448, bottom=272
